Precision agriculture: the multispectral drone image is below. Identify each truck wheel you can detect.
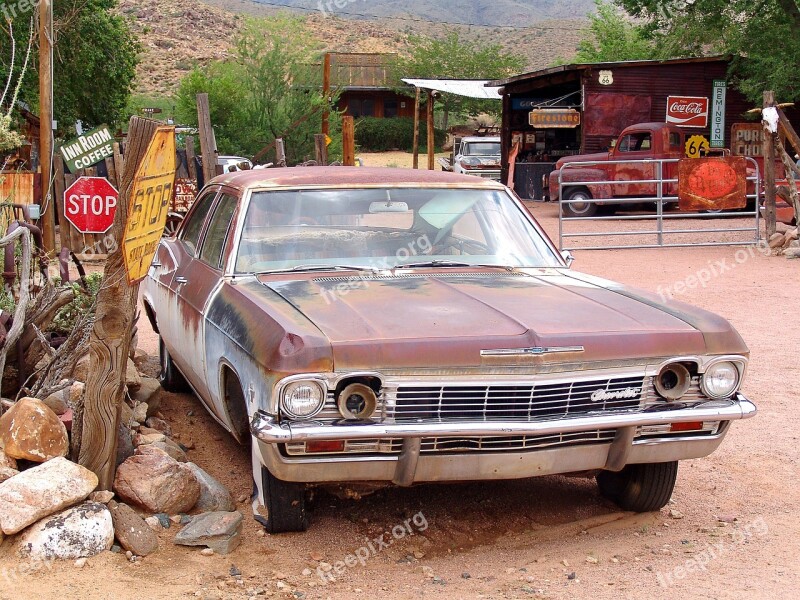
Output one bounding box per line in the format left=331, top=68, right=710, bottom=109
left=261, top=466, right=309, bottom=533
left=562, top=189, right=597, bottom=218
left=159, top=336, right=189, bottom=393
left=597, top=461, right=678, bottom=512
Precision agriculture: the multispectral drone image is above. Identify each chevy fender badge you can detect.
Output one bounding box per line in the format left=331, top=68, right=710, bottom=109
left=480, top=346, right=585, bottom=357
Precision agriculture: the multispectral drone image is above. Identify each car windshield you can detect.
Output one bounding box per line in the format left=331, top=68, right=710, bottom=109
left=235, top=187, right=561, bottom=274
left=464, top=142, right=500, bottom=156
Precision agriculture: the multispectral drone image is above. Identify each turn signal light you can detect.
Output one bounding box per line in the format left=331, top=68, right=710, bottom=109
left=305, top=441, right=345, bottom=453
left=670, top=421, right=703, bottom=432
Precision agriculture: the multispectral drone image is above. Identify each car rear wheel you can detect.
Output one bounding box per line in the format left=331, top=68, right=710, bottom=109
left=158, top=336, right=189, bottom=393
left=596, top=461, right=678, bottom=512
left=261, top=465, right=309, bottom=533
left=562, top=188, right=597, bottom=218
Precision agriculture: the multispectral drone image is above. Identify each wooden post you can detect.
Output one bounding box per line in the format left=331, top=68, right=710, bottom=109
left=104, top=157, right=118, bottom=188
left=53, top=158, right=66, bottom=250
left=77, top=117, right=161, bottom=490
left=427, top=91, right=435, bottom=171
left=412, top=87, right=421, bottom=169
left=112, top=142, right=124, bottom=187
left=38, top=0, right=56, bottom=253
left=185, top=135, right=197, bottom=182
left=196, top=93, right=217, bottom=184
left=322, top=52, right=331, bottom=136
left=314, top=134, right=328, bottom=166
left=342, top=116, right=355, bottom=166
left=763, top=91, right=777, bottom=238
left=275, top=138, right=287, bottom=167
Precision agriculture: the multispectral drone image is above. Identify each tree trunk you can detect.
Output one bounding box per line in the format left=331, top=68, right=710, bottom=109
left=77, top=117, right=161, bottom=490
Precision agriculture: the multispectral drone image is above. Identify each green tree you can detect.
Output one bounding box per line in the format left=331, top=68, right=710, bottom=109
left=570, top=1, right=658, bottom=63
left=175, top=16, right=338, bottom=164
left=396, top=31, right=527, bottom=127
left=616, top=0, right=800, bottom=102
left=0, top=0, right=139, bottom=129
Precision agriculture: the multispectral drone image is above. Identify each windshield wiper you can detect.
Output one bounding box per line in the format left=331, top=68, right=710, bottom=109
left=392, top=260, right=516, bottom=271
left=258, top=264, right=380, bottom=275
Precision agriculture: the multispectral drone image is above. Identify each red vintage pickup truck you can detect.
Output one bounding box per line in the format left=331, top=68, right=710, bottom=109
left=547, top=122, right=719, bottom=217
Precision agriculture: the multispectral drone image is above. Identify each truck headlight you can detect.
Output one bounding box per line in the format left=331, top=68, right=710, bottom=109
left=281, top=381, right=326, bottom=419
left=701, top=361, right=740, bottom=399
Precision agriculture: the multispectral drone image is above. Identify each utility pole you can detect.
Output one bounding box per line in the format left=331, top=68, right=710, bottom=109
left=322, top=52, right=331, bottom=136
left=763, top=91, right=777, bottom=238
left=39, top=0, right=56, bottom=252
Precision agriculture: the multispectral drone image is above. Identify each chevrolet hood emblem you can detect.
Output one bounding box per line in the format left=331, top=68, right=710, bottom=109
left=480, top=346, right=585, bottom=357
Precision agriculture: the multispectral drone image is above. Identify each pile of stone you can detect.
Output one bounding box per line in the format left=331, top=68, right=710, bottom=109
left=767, top=223, right=800, bottom=258
left=0, top=356, right=243, bottom=566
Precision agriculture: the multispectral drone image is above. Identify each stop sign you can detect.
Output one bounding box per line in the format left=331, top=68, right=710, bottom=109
left=64, top=176, right=118, bottom=233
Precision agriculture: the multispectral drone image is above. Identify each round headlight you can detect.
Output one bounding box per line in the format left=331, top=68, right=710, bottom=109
left=281, top=381, right=325, bottom=419
left=702, top=362, right=740, bottom=399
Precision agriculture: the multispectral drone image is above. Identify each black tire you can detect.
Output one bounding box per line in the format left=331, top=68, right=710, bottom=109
left=158, top=336, right=189, bottom=393
left=261, top=465, right=309, bottom=533
left=224, top=370, right=250, bottom=445
left=562, top=188, right=597, bottom=218
left=596, top=461, right=678, bottom=512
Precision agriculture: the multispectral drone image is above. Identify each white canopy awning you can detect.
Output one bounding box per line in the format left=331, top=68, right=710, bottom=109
left=401, top=78, right=501, bottom=99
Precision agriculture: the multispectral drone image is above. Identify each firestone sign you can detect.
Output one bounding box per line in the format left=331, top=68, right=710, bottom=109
left=59, top=125, right=115, bottom=173
left=666, top=96, right=709, bottom=128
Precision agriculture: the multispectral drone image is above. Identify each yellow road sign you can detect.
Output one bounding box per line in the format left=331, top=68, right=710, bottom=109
left=122, top=127, right=177, bottom=283
left=685, top=134, right=710, bottom=159
left=325, top=135, right=332, bottom=146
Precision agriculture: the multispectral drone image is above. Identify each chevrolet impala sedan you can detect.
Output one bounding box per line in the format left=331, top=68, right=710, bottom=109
left=142, top=167, right=756, bottom=532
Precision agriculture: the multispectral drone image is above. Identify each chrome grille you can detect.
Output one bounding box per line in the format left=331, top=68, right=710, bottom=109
left=388, top=375, right=646, bottom=422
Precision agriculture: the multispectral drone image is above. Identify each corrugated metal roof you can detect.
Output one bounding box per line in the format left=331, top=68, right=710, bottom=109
left=488, top=55, right=731, bottom=88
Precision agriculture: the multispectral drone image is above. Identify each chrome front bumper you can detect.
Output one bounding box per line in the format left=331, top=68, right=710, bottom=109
left=250, top=394, right=756, bottom=485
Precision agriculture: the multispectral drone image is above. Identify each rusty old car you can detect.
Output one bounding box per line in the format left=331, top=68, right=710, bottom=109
left=142, top=167, right=756, bottom=532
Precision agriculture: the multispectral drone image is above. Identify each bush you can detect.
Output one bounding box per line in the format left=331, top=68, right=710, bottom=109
left=354, top=117, right=446, bottom=152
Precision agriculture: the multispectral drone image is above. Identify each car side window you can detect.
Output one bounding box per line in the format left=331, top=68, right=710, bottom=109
left=669, top=132, right=681, bottom=148
left=180, top=190, right=218, bottom=256
left=617, top=133, right=651, bottom=152
left=199, top=193, right=238, bottom=269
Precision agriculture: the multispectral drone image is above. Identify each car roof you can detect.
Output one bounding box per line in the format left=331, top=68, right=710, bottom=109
left=461, top=136, right=500, bottom=142
left=208, top=166, right=507, bottom=192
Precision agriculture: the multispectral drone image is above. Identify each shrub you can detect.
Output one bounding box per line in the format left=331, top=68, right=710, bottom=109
left=354, top=117, right=446, bottom=152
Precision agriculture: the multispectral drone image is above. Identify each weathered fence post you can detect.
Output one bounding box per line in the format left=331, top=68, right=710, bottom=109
left=77, top=117, right=161, bottom=490
left=314, top=134, right=328, bottom=166
left=762, top=91, right=777, bottom=238
left=275, top=138, right=287, bottom=167
left=197, top=93, right=217, bottom=184
left=342, top=117, right=355, bottom=167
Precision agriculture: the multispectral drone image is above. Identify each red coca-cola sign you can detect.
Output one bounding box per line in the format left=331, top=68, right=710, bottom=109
left=666, top=96, right=709, bottom=127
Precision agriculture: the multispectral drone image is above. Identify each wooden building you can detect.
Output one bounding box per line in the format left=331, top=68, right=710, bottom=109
left=327, top=53, right=414, bottom=119
left=488, top=56, right=780, bottom=198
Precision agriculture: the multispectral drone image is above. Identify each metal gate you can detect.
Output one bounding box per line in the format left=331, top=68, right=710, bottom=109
left=557, top=157, right=761, bottom=250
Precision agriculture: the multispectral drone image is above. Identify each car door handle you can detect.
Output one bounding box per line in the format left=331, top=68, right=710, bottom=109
left=175, top=276, right=189, bottom=285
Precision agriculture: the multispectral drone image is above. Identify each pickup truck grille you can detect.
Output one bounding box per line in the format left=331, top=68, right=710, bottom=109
left=387, top=375, right=646, bottom=422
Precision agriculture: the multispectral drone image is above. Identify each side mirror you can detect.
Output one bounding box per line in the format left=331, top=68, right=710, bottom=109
left=561, top=250, right=575, bottom=267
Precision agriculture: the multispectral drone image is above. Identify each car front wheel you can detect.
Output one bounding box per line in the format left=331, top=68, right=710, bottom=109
left=596, top=461, right=678, bottom=512
left=261, top=466, right=309, bottom=533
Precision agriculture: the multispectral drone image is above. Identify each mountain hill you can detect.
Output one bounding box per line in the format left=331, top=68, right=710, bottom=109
left=118, top=0, right=590, bottom=97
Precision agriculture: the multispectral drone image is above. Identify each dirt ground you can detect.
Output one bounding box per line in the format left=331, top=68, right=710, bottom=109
left=1, top=200, right=798, bottom=600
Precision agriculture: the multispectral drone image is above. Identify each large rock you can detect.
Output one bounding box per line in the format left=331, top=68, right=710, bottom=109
left=113, top=445, right=200, bottom=514
left=186, top=463, right=235, bottom=513
left=42, top=381, right=85, bottom=416
left=0, top=466, right=19, bottom=483
left=72, top=354, right=90, bottom=382
left=144, top=416, right=172, bottom=437
left=132, top=378, right=162, bottom=408
left=116, top=422, right=135, bottom=467
left=0, top=448, right=16, bottom=470
left=173, top=511, right=243, bottom=555
left=0, top=457, right=98, bottom=535
left=108, top=501, right=159, bottom=557
left=18, top=502, right=114, bottom=560
left=126, top=359, right=142, bottom=392
left=0, top=397, right=69, bottom=462
left=149, top=439, right=188, bottom=463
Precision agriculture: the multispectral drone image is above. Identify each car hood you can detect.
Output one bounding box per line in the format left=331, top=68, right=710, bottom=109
left=258, top=269, right=746, bottom=370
